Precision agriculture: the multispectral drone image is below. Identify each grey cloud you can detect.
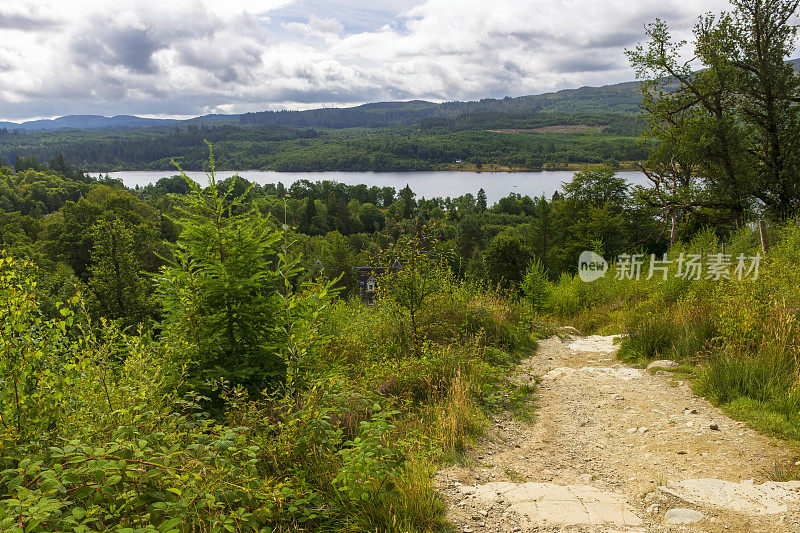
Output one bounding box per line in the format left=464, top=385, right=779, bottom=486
left=0, top=12, right=60, bottom=30
left=270, top=0, right=417, bottom=33
left=549, top=54, right=622, bottom=74
left=176, top=43, right=262, bottom=84
left=0, top=0, right=742, bottom=122
left=585, top=30, right=643, bottom=49
left=71, top=25, right=163, bottom=74
left=266, top=84, right=383, bottom=104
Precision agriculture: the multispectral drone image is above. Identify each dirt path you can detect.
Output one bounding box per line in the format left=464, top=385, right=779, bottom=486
left=436, top=334, right=800, bottom=532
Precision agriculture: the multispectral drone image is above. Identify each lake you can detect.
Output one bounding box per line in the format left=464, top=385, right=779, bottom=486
left=89, top=169, right=649, bottom=204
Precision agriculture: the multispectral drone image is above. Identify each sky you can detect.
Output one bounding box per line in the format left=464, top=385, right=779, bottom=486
left=0, top=0, right=736, bottom=122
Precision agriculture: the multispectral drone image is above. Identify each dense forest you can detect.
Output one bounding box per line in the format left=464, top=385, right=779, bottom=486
left=4, top=0, right=800, bottom=531
left=0, top=72, right=648, bottom=172
left=0, top=112, right=647, bottom=172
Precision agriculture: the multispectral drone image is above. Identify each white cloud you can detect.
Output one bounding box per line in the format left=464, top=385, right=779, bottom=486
left=0, top=0, right=746, bottom=121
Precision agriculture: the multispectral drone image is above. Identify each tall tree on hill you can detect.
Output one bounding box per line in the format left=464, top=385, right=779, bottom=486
left=49, top=154, right=69, bottom=175
left=399, top=184, right=416, bottom=219
left=729, top=0, right=800, bottom=216
left=477, top=188, right=487, bottom=211
left=629, top=0, right=800, bottom=223
left=302, top=197, right=317, bottom=234
left=629, top=17, right=751, bottom=227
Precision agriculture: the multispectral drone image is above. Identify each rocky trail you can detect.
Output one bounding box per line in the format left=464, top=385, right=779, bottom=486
left=435, top=333, right=800, bottom=532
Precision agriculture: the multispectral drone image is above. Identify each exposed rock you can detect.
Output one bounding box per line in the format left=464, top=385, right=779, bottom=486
left=665, top=508, right=704, bottom=524
left=660, top=479, right=800, bottom=515
left=647, top=359, right=679, bottom=371
left=556, top=326, right=582, bottom=337
left=465, top=481, right=643, bottom=527
left=565, top=335, right=622, bottom=353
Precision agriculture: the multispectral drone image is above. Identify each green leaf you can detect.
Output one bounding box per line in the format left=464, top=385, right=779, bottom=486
left=159, top=518, right=182, bottom=532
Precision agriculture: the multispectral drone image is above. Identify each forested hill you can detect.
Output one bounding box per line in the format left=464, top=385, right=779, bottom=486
left=0, top=79, right=643, bottom=132
left=238, top=81, right=642, bottom=129
left=0, top=78, right=649, bottom=172
left=0, top=113, right=235, bottom=131
left=4, top=57, right=800, bottom=133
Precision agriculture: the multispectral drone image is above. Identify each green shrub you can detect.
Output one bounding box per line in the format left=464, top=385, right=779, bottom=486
left=618, top=304, right=717, bottom=363
left=521, top=259, right=552, bottom=311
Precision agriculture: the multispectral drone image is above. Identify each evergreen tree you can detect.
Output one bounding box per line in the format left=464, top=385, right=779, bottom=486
left=399, top=184, right=416, bottom=219
left=521, top=259, right=551, bottom=311
left=477, top=188, right=487, bottom=211
left=156, top=155, right=284, bottom=397
left=302, top=197, right=318, bottom=233
left=527, top=196, right=555, bottom=273
left=49, top=154, right=69, bottom=175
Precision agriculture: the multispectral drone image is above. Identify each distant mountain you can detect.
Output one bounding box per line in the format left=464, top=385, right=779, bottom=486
left=0, top=115, right=175, bottom=130
left=0, top=113, right=239, bottom=131
left=0, top=80, right=644, bottom=132
left=4, top=58, right=799, bottom=132
left=239, top=81, right=643, bottom=129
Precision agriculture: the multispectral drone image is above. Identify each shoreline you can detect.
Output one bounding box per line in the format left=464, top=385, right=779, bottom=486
left=88, top=162, right=641, bottom=174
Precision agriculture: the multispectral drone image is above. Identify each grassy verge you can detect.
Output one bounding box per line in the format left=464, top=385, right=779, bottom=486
left=291, top=280, right=543, bottom=529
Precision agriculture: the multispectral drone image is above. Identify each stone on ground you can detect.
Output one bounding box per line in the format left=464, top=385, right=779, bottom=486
left=660, top=479, right=800, bottom=515
left=664, top=508, right=704, bottom=524
left=465, top=481, right=642, bottom=527
left=564, top=335, right=621, bottom=353
left=647, top=359, right=679, bottom=371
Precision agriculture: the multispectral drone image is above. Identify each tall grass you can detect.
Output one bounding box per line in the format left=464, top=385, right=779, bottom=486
left=287, top=274, right=540, bottom=530
left=698, top=316, right=800, bottom=419
left=617, top=305, right=717, bottom=363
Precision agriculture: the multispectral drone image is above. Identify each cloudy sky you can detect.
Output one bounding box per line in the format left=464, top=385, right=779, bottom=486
left=0, top=0, right=735, bottom=122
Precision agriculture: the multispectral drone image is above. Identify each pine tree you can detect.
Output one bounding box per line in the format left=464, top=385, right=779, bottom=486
left=156, top=149, right=284, bottom=396
left=399, top=184, right=416, bottom=219
left=477, top=188, right=487, bottom=211
left=302, top=197, right=318, bottom=233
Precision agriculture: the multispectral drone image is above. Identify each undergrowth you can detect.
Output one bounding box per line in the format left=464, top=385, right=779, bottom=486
left=0, top=245, right=541, bottom=532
